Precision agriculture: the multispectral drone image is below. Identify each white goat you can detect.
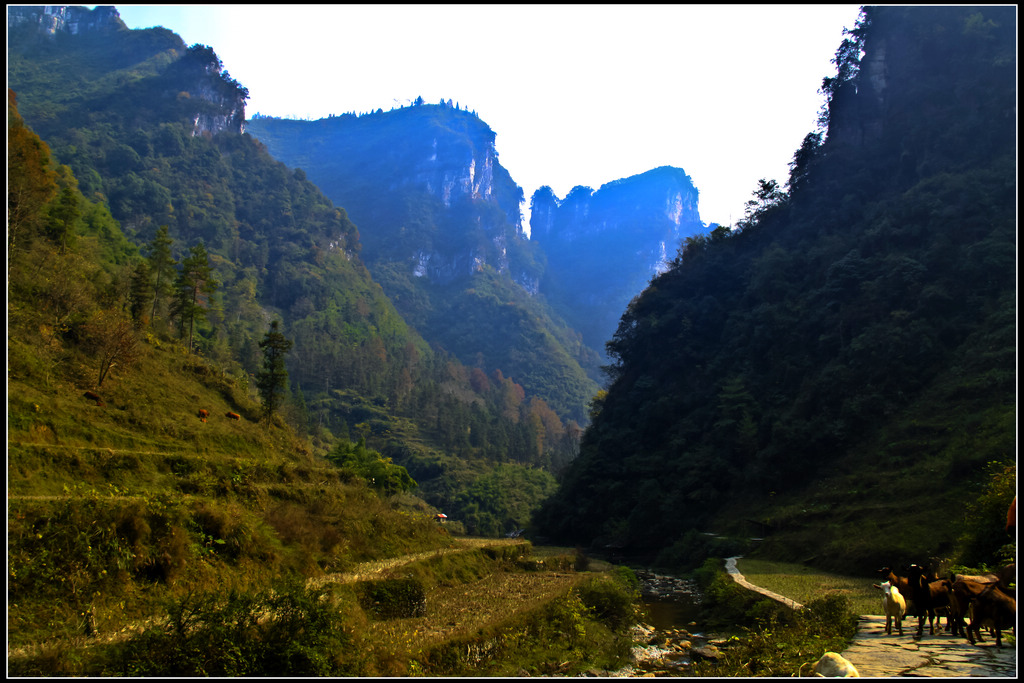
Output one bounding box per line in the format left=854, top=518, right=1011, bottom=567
left=876, top=580, right=906, bottom=636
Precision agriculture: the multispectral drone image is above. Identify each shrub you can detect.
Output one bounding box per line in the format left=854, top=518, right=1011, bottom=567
left=576, top=575, right=640, bottom=631
left=110, top=580, right=362, bottom=676
left=692, top=596, right=857, bottom=677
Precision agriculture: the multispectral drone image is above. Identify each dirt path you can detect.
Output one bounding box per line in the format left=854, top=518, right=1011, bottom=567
left=306, top=536, right=523, bottom=589
left=723, top=556, right=1017, bottom=677
left=7, top=537, right=525, bottom=662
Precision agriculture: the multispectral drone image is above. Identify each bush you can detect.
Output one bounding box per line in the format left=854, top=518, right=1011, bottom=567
left=804, top=593, right=858, bottom=636
left=110, top=580, right=362, bottom=676
left=611, top=565, right=641, bottom=592
left=576, top=575, right=640, bottom=631
left=691, top=592, right=858, bottom=677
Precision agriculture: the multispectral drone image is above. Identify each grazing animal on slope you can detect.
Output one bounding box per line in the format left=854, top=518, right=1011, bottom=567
left=995, top=563, right=1015, bottom=599
left=198, top=408, right=209, bottom=422
left=83, top=390, right=105, bottom=407
left=225, top=411, right=240, bottom=420
left=875, top=581, right=906, bottom=636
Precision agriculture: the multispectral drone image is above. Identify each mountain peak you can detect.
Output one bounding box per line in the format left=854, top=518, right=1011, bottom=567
left=7, top=5, right=126, bottom=36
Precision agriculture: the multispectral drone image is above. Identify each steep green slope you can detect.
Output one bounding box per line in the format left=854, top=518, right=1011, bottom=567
left=536, top=6, right=1016, bottom=573
left=7, top=89, right=451, bottom=650
left=7, top=11, right=577, bottom=532
left=8, top=87, right=642, bottom=678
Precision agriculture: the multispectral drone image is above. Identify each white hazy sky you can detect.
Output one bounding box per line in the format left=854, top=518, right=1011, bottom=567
left=114, top=4, right=862, bottom=229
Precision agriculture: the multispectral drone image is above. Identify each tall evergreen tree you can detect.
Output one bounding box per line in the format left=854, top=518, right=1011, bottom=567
left=170, top=241, right=218, bottom=353
left=146, top=225, right=177, bottom=325
left=256, top=320, right=293, bottom=420
left=46, top=165, right=80, bottom=254
left=128, top=260, right=154, bottom=326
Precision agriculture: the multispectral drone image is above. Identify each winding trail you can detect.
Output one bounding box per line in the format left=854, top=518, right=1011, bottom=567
left=7, top=537, right=525, bottom=663
left=723, top=556, right=1017, bottom=677
left=306, top=537, right=522, bottom=589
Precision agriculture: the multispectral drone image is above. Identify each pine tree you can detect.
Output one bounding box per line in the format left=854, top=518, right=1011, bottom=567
left=170, top=241, right=218, bottom=353
left=256, top=320, right=293, bottom=420
left=146, top=225, right=177, bottom=325
left=128, top=260, right=154, bottom=326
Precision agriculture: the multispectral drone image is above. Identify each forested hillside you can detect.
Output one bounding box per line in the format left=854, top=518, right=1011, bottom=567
left=246, top=108, right=601, bottom=423
left=535, top=6, right=1016, bottom=573
left=7, top=6, right=577, bottom=536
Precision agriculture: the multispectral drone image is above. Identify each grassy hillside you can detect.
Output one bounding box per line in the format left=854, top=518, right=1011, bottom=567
left=7, top=45, right=639, bottom=676
left=7, top=279, right=450, bottom=640
left=7, top=13, right=581, bottom=536
left=6, top=211, right=639, bottom=676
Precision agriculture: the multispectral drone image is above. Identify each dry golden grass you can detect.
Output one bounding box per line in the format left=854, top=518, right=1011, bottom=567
left=368, top=569, right=584, bottom=657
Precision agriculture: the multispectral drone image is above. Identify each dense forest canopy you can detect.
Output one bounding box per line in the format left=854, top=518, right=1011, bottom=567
left=535, top=6, right=1016, bottom=573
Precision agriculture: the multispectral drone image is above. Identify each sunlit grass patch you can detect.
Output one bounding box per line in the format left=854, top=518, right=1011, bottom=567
left=736, top=558, right=880, bottom=616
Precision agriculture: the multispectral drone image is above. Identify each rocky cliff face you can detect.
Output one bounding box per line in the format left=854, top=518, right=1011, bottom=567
left=531, top=166, right=705, bottom=354
left=532, top=166, right=701, bottom=256
left=246, top=106, right=598, bottom=421
left=178, top=45, right=248, bottom=137
left=246, top=105, right=527, bottom=284
left=7, top=5, right=125, bottom=36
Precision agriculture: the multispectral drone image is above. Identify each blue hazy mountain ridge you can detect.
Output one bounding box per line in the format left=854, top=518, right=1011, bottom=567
left=246, top=107, right=606, bottom=422
left=245, top=109, right=710, bottom=400
left=530, top=166, right=706, bottom=357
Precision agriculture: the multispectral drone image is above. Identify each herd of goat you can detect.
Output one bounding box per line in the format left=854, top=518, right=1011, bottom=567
left=873, top=563, right=1016, bottom=647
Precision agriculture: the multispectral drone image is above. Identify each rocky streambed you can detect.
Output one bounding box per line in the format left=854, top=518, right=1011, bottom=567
left=584, top=569, right=731, bottom=677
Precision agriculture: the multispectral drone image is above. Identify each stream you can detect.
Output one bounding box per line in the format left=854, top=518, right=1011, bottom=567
left=643, top=594, right=702, bottom=631
left=634, top=568, right=704, bottom=628
left=602, top=568, right=732, bottom=675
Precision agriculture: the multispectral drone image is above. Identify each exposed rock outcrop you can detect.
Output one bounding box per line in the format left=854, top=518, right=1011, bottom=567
left=530, top=166, right=706, bottom=355
left=246, top=105, right=525, bottom=283
left=7, top=5, right=125, bottom=36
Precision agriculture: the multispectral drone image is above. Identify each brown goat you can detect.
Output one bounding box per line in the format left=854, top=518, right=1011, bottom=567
left=966, top=583, right=1015, bottom=648
left=198, top=408, right=209, bottom=422
left=906, top=564, right=952, bottom=636
left=225, top=411, right=240, bottom=421
left=949, top=578, right=998, bottom=638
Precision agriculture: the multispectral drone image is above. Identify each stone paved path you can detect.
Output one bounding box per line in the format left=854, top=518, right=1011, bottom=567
left=724, top=557, right=1017, bottom=677
left=841, top=615, right=1016, bottom=677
